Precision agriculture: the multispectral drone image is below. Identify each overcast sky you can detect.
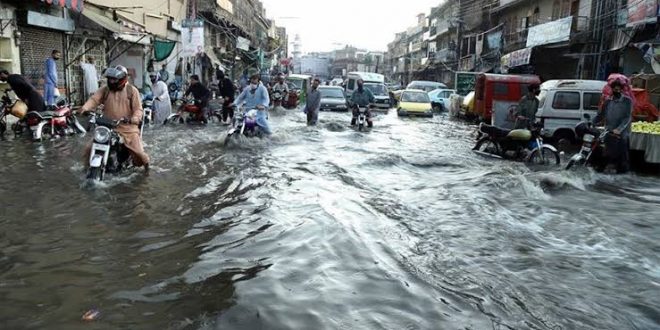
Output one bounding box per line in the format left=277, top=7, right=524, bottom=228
left=261, top=0, right=443, bottom=54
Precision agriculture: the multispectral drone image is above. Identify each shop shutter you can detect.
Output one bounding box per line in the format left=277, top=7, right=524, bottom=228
left=19, top=27, right=64, bottom=93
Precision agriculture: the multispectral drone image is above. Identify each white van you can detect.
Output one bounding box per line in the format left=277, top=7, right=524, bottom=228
left=345, top=72, right=391, bottom=109
left=537, top=80, right=606, bottom=143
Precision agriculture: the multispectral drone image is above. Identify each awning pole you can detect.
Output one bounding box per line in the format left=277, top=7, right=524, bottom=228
left=108, top=35, right=148, bottom=64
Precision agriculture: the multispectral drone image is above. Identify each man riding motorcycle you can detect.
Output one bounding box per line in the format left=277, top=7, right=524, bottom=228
left=0, top=69, right=46, bottom=113
left=350, top=79, right=375, bottom=127
left=271, top=75, right=289, bottom=107
left=233, top=74, right=271, bottom=135
left=516, top=83, right=540, bottom=129
left=183, top=74, right=211, bottom=119
left=80, top=65, right=150, bottom=171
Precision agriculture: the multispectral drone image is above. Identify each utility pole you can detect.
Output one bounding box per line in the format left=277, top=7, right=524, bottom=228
left=456, top=0, right=462, bottom=72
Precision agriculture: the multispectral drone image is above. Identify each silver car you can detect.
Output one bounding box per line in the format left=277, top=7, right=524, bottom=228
left=318, top=86, right=349, bottom=112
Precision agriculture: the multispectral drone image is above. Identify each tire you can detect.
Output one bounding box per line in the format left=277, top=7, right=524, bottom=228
left=87, top=167, right=102, bottom=181
left=529, top=147, right=561, bottom=166
left=358, top=123, right=364, bottom=131
left=39, top=124, right=54, bottom=141
left=565, top=159, right=577, bottom=170
left=553, top=130, right=575, bottom=152
left=473, top=137, right=500, bottom=155
left=0, top=119, right=6, bottom=136
left=165, top=115, right=184, bottom=125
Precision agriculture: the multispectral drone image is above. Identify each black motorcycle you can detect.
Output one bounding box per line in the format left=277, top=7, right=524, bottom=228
left=473, top=123, right=561, bottom=165
left=565, top=113, right=610, bottom=171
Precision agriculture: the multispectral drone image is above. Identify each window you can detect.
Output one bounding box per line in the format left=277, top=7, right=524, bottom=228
left=493, top=83, right=509, bottom=96
left=552, top=92, right=580, bottom=110
left=347, top=79, right=355, bottom=90
left=583, top=92, right=602, bottom=111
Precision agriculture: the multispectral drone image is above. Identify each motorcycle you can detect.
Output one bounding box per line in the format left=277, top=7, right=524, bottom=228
left=168, top=81, right=184, bottom=106
left=141, top=94, right=154, bottom=128
left=26, top=96, right=85, bottom=141
left=86, top=112, right=141, bottom=181
left=473, top=122, right=561, bottom=165
left=0, top=89, right=28, bottom=137
left=224, top=109, right=264, bottom=145
left=565, top=113, right=609, bottom=171
left=165, top=98, right=216, bottom=124
left=272, top=90, right=286, bottom=109
left=352, top=105, right=372, bottom=131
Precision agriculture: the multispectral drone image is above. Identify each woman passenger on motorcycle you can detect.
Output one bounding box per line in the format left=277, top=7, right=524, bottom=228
left=184, top=75, right=211, bottom=118
left=233, top=74, right=272, bottom=135
left=148, top=72, right=171, bottom=125
left=79, top=65, right=150, bottom=171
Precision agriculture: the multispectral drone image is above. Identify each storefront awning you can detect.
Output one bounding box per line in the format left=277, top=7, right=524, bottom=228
left=41, top=0, right=84, bottom=12
left=81, top=5, right=151, bottom=44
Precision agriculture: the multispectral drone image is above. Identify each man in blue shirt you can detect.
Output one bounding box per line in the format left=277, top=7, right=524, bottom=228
left=44, top=50, right=61, bottom=106
left=233, top=74, right=271, bottom=135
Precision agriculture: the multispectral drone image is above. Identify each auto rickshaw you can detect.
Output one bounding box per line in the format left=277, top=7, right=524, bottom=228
left=285, top=74, right=311, bottom=108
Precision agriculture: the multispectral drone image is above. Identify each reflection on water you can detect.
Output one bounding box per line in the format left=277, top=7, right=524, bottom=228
left=0, top=110, right=658, bottom=329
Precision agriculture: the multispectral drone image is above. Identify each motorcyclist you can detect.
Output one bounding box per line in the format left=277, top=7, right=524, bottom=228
left=183, top=74, right=211, bottom=119
left=593, top=79, right=633, bottom=173
left=0, top=69, right=46, bottom=113
left=80, top=65, right=150, bottom=171
left=271, top=74, right=289, bottom=107
left=516, top=83, right=540, bottom=129
left=350, top=79, right=375, bottom=127
left=233, top=74, right=271, bottom=135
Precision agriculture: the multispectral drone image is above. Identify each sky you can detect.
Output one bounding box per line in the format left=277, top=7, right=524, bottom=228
left=260, top=0, right=443, bottom=54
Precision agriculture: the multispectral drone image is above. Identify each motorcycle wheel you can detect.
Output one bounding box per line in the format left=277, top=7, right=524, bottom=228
left=87, top=167, right=103, bottom=181
left=529, top=148, right=561, bottom=166
left=358, top=123, right=364, bottom=131
left=473, top=137, right=500, bottom=155
left=39, top=123, right=55, bottom=141
left=565, top=159, right=578, bottom=170
left=165, top=115, right=184, bottom=125
left=0, top=119, right=6, bottom=136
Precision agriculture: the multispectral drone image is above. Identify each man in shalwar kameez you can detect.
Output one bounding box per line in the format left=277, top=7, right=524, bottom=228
left=80, top=65, right=150, bottom=171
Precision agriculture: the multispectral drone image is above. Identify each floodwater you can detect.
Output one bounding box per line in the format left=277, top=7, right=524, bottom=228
left=0, top=109, right=659, bottom=330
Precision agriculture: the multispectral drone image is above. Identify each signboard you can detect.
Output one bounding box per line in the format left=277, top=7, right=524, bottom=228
left=217, top=0, right=234, bottom=14
left=181, top=26, right=204, bottom=57
left=455, top=71, right=477, bottom=96
left=237, top=37, right=250, bottom=51
left=526, top=16, right=572, bottom=47
left=627, top=0, right=658, bottom=26
left=501, top=47, right=532, bottom=69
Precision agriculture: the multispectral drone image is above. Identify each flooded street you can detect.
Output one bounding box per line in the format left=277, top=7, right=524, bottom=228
left=1, top=109, right=659, bottom=330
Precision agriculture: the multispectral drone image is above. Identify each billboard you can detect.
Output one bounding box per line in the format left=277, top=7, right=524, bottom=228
left=627, top=0, right=658, bottom=26
left=181, top=26, right=204, bottom=57
left=526, top=16, right=572, bottom=48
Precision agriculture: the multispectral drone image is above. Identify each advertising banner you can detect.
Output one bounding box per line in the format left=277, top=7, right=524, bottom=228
left=181, top=26, right=204, bottom=57
left=627, top=0, right=658, bottom=26
left=526, top=16, right=572, bottom=48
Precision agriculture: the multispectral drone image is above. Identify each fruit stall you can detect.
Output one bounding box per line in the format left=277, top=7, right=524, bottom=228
left=631, top=121, right=660, bottom=164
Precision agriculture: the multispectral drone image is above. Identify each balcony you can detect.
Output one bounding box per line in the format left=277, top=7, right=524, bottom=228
left=503, top=29, right=528, bottom=53
left=431, top=48, right=456, bottom=63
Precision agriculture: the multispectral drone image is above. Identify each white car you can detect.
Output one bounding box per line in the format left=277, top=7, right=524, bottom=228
left=428, top=88, right=456, bottom=111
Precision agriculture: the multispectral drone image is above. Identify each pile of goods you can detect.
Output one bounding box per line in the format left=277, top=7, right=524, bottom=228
left=632, top=121, right=660, bottom=135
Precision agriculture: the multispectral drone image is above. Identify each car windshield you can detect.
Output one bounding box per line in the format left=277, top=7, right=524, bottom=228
left=364, top=83, right=386, bottom=96
left=402, top=92, right=430, bottom=103
left=320, top=88, right=345, bottom=99
left=287, top=79, right=304, bottom=89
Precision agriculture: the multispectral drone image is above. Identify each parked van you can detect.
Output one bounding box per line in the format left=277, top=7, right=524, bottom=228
left=536, top=79, right=606, bottom=143
left=474, top=73, right=541, bottom=121
left=346, top=72, right=390, bottom=109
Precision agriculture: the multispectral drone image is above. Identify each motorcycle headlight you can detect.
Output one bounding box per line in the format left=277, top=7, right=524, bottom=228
left=94, top=126, right=111, bottom=144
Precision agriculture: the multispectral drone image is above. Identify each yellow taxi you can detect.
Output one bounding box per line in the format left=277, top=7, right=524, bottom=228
left=397, top=89, right=433, bottom=117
